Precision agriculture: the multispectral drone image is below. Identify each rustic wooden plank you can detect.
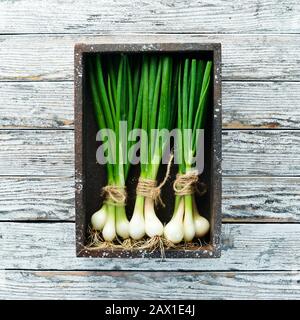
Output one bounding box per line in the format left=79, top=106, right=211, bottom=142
left=0, top=177, right=74, bottom=221
left=1, top=223, right=299, bottom=271
left=0, top=34, right=299, bottom=81
left=222, top=177, right=300, bottom=222
left=1, top=0, right=299, bottom=34
left=0, top=82, right=73, bottom=129
left=0, top=130, right=299, bottom=177
left=0, top=130, right=73, bottom=176
left=1, top=270, right=299, bottom=300
left=222, top=81, right=300, bottom=129
left=222, top=130, right=300, bottom=176
left=1, top=177, right=299, bottom=222
left=2, top=81, right=300, bottom=129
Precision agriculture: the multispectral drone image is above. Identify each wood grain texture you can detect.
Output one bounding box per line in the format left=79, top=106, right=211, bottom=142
left=0, top=130, right=299, bottom=177
left=1, top=223, right=299, bottom=271
left=0, top=177, right=74, bottom=221
left=0, top=176, right=299, bottom=222
left=0, top=34, right=300, bottom=81
left=0, top=82, right=73, bottom=129
left=222, top=130, right=300, bottom=176
left=1, top=270, right=299, bottom=300
left=1, top=0, right=299, bottom=34
left=222, top=81, right=300, bottom=129
left=0, top=0, right=299, bottom=301
left=1, top=81, right=300, bottom=129
left=222, top=177, right=300, bottom=222
left=0, top=130, right=73, bottom=176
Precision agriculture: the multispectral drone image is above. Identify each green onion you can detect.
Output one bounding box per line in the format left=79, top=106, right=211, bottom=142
left=89, top=54, right=142, bottom=242
left=89, top=52, right=212, bottom=246
left=164, top=58, right=212, bottom=244
left=129, top=55, right=176, bottom=240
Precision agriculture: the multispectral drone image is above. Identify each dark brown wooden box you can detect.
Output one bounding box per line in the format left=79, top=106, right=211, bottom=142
left=75, top=42, right=222, bottom=258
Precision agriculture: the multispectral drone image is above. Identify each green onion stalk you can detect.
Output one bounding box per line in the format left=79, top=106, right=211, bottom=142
left=129, top=55, right=177, bottom=240
left=164, top=58, right=212, bottom=244
left=89, top=54, right=142, bottom=242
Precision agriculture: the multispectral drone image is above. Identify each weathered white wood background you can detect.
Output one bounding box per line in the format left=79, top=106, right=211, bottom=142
left=0, top=0, right=300, bottom=300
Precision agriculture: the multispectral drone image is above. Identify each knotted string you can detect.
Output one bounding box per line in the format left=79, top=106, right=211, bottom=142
left=102, top=185, right=127, bottom=206
left=173, top=171, right=207, bottom=196
left=136, top=153, right=174, bottom=207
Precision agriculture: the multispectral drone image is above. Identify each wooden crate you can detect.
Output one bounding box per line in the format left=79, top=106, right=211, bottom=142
left=74, top=43, right=222, bottom=258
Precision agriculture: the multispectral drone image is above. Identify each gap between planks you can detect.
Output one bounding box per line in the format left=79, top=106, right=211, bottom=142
left=1, top=80, right=300, bottom=130
left=1, top=32, right=300, bottom=36
left=4, top=268, right=300, bottom=272
left=1, top=130, right=299, bottom=176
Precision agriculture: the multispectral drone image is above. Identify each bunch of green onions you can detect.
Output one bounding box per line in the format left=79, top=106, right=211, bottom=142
left=129, top=55, right=177, bottom=240
left=164, top=58, right=212, bottom=244
left=89, top=53, right=212, bottom=246
left=89, top=54, right=142, bottom=242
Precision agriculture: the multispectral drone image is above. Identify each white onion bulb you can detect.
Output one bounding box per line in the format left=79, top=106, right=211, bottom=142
left=116, top=207, right=129, bottom=239
left=192, top=198, right=210, bottom=237
left=91, top=205, right=107, bottom=231
left=102, top=206, right=116, bottom=241
left=129, top=195, right=145, bottom=240
left=144, top=198, right=164, bottom=237
left=183, top=197, right=195, bottom=242
left=164, top=198, right=184, bottom=244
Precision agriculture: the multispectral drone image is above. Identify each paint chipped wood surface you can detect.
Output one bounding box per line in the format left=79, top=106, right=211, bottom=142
left=1, top=271, right=299, bottom=300
left=0, top=0, right=299, bottom=300
left=1, top=223, right=300, bottom=271
left=0, top=34, right=300, bottom=81
left=1, top=0, right=299, bottom=34
left=1, top=81, right=300, bottom=130
left=0, top=177, right=299, bottom=222
left=0, top=130, right=299, bottom=176
left=0, top=177, right=74, bottom=221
